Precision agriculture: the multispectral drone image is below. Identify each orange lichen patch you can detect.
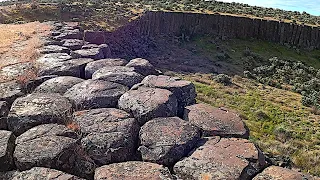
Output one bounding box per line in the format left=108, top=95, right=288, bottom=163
left=66, top=121, right=80, bottom=132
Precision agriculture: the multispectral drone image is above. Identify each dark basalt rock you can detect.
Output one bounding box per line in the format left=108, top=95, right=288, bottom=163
left=94, top=161, right=173, bottom=180
left=53, top=29, right=83, bottom=40
left=14, top=124, right=95, bottom=179
left=64, top=79, right=128, bottom=110
left=141, top=75, right=196, bottom=117
left=0, top=101, right=9, bottom=130
left=0, top=130, right=15, bottom=171
left=126, top=58, right=158, bottom=76
left=38, top=45, right=70, bottom=54
left=92, top=66, right=144, bottom=88
left=85, top=58, right=128, bottom=79
left=34, top=76, right=84, bottom=95
left=71, top=48, right=104, bottom=60
left=118, top=87, right=178, bottom=125
left=174, top=137, right=267, bottom=180
left=84, top=30, right=106, bottom=45
left=183, top=103, right=249, bottom=138
left=25, top=75, right=59, bottom=93
left=0, top=81, right=25, bottom=105
left=138, top=117, right=201, bottom=166
left=7, top=93, right=73, bottom=135
left=11, top=167, right=85, bottom=180
left=62, top=39, right=86, bottom=51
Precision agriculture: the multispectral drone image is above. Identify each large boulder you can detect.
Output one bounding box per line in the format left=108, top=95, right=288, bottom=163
left=34, top=76, right=84, bottom=94
left=73, top=108, right=140, bottom=165
left=53, top=29, right=83, bottom=40
left=183, top=103, right=249, bottom=138
left=11, top=167, right=84, bottom=180
left=0, top=130, right=15, bottom=171
left=25, top=75, right=58, bottom=93
left=14, top=124, right=95, bottom=179
left=38, top=45, right=70, bottom=54
left=0, top=81, right=24, bottom=105
left=92, top=66, right=144, bottom=88
left=37, top=53, right=72, bottom=64
left=0, top=101, right=9, bottom=129
left=85, top=58, right=128, bottom=79
left=140, top=75, right=196, bottom=117
left=138, top=117, right=201, bottom=166
left=62, top=39, right=86, bottom=50
left=0, top=62, right=37, bottom=82
left=253, top=166, right=318, bottom=180
left=118, top=87, right=178, bottom=125
left=38, top=58, right=94, bottom=78
left=64, top=79, right=128, bottom=110
left=126, top=58, right=158, bottom=76
left=94, top=161, right=173, bottom=180
left=7, top=93, right=73, bottom=135
left=174, top=137, right=267, bottom=180
left=71, top=48, right=104, bottom=60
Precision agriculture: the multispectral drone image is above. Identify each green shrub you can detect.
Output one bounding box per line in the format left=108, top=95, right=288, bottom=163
left=213, top=74, right=232, bottom=85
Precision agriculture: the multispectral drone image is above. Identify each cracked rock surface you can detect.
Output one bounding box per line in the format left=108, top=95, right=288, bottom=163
left=85, top=58, right=128, bottom=79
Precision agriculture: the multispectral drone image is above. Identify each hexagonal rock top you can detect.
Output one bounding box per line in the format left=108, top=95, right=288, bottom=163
left=85, top=58, right=128, bottom=79
left=174, top=137, right=267, bottom=180
left=0, top=130, right=15, bottom=171
left=38, top=45, right=70, bottom=54
left=139, top=117, right=201, bottom=166
left=118, top=87, right=178, bottom=125
left=11, top=167, right=84, bottom=180
left=92, top=66, right=144, bottom=88
left=253, top=166, right=318, bottom=180
left=126, top=58, right=159, bottom=76
left=0, top=80, right=24, bottom=105
left=95, top=161, right=173, bottom=180
left=7, top=93, right=73, bottom=135
left=64, top=79, right=128, bottom=110
left=37, top=53, right=72, bottom=64
left=14, top=124, right=95, bottom=179
left=34, top=76, right=84, bottom=94
left=71, top=48, right=104, bottom=60
left=73, top=108, right=140, bottom=166
left=183, top=103, right=249, bottom=138
left=141, top=75, right=196, bottom=117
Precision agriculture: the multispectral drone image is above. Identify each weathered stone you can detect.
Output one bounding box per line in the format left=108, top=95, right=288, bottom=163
left=0, top=130, right=15, bottom=171
left=25, top=75, right=59, bottom=93
left=11, top=167, right=84, bottom=180
left=37, top=53, right=72, bottom=64
left=118, top=87, right=178, bottom=125
left=73, top=108, right=140, bottom=165
left=82, top=44, right=99, bottom=49
left=92, top=66, right=144, bottom=88
left=95, top=161, right=173, bottom=180
left=253, top=166, right=319, bottom=180
left=0, top=81, right=24, bottom=105
left=62, top=39, right=86, bottom=50
left=38, top=58, right=94, bottom=78
left=126, top=58, right=158, bottom=76
left=34, top=76, right=84, bottom=94
left=64, top=79, right=128, bottom=110
left=85, top=58, right=128, bottom=79
left=0, top=62, right=37, bottom=82
left=71, top=48, right=104, bottom=60
left=38, top=45, right=70, bottom=54
left=141, top=75, right=196, bottom=117
left=0, top=101, right=9, bottom=130
left=51, top=31, right=61, bottom=36
left=184, top=103, right=249, bottom=138
left=139, top=117, right=200, bottom=166
left=14, top=124, right=95, bottom=179
left=98, top=44, right=112, bottom=58
left=174, top=137, right=267, bottom=180
left=53, top=29, right=83, bottom=40
left=7, top=93, right=73, bottom=135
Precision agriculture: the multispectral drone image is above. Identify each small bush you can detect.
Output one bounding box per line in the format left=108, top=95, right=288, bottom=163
left=213, top=74, right=232, bottom=85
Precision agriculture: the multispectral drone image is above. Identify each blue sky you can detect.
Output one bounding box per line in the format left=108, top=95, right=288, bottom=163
left=218, top=0, right=320, bottom=16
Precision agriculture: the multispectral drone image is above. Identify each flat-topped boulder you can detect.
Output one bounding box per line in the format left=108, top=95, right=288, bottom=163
left=0, top=130, right=15, bottom=171
left=174, top=137, right=267, bottom=180
left=38, top=58, right=94, bottom=78
left=73, top=108, right=140, bottom=165
left=253, top=166, right=317, bottom=180
left=95, top=161, right=173, bottom=180
left=140, top=75, right=196, bottom=117
left=118, top=87, right=178, bottom=125
left=0, top=81, right=24, bottom=105
left=92, top=66, right=144, bottom=88
left=53, top=29, right=83, bottom=40
left=7, top=93, right=73, bottom=135
left=0, top=62, right=37, bottom=82
left=139, top=117, right=200, bottom=166
left=126, top=58, right=158, bottom=76
left=11, top=167, right=84, bottom=180
left=37, top=53, right=72, bottom=64
left=64, top=79, right=128, bottom=110
left=38, top=45, right=70, bottom=54
left=184, top=103, right=249, bottom=138
left=62, top=39, right=86, bottom=50
left=71, top=48, right=104, bottom=60
left=14, top=124, right=95, bottom=179
left=34, top=76, right=84, bottom=94
left=85, top=58, right=128, bottom=79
